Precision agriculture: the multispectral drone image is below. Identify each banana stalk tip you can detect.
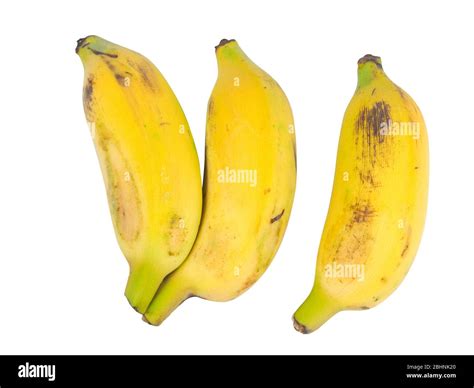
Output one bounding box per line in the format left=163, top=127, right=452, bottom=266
left=76, top=36, right=91, bottom=54
left=358, top=54, right=383, bottom=69
left=215, top=38, right=236, bottom=51
left=292, top=317, right=310, bottom=334
left=75, top=35, right=104, bottom=54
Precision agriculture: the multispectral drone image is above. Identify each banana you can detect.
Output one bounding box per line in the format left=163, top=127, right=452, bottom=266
left=76, top=36, right=202, bottom=313
left=293, top=55, right=429, bottom=333
left=144, top=39, right=297, bottom=325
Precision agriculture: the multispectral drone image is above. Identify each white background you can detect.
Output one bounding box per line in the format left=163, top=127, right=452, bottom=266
left=0, top=0, right=472, bottom=355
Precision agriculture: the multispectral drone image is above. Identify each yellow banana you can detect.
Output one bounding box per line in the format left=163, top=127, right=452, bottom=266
left=293, top=55, right=429, bottom=333
left=144, top=39, right=297, bottom=325
left=76, top=36, right=202, bottom=314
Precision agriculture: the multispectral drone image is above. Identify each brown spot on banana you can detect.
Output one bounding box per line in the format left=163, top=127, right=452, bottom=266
left=270, top=208, right=285, bottom=224
left=401, top=227, right=412, bottom=258
left=207, top=98, right=215, bottom=117
left=395, top=86, right=407, bottom=100
left=137, top=64, right=154, bottom=90
left=236, top=276, right=257, bottom=295
left=351, top=202, right=376, bottom=223
left=83, top=76, right=94, bottom=114
left=255, top=212, right=285, bottom=273
left=401, top=243, right=409, bottom=257
left=102, top=59, right=130, bottom=87
left=358, top=170, right=380, bottom=188
left=99, top=140, right=142, bottom=242
left=114, top=73, right=127, bottom=86
left=356, top=101, right=391, bottom=141
left=292, top=140, right=297, bottom=171
left=88, top=47, right=118, bottom=58
left=327, top=201, right=377, bottom=268
left=355, top=101, right=392, bottom=165
left=124, top=59, right=155, bottom=90
left=167, top=215, right=187, bottom=257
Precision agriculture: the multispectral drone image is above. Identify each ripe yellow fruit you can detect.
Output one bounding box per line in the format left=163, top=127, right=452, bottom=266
left=77, top=36, right=202, bottom=314
left=144, top=39, right=297, bottom=325
left=294, top=55, right=429, bottom=333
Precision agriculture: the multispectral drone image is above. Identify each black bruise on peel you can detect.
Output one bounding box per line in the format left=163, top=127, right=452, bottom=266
left=355, top=101, right=391, bottom=165
left=114, top=73, right=127, bottom=85
left=395, top=86, right=407, bottom=100
left=103, top=59, right=127, bottom=86
left=359, top=170, right=377, bottom=187
left=351, top=203, right=375, bottom=224
left=83, top=76, right=94, bottom=111
left=138, top=65, right=154, bottom=90
left=356, top=101, right=391, bottom=142
left=270, top=209, right=285, bottom=224
left=84, top=77, right=93, bottom=101
left=401, top=244, right=409, bottom=257
left=207, top=98, right=214, bottom=117
left=88, top=47, right=118, bottom=58
left=125, top=59, right=154, bottom=90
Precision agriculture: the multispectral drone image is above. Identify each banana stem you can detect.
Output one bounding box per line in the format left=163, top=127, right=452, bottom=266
left=293, top=287, right=340, bottom=334
left=142, top=273, right=192, bottom=326
left=125, top=263, right=165, bottom=314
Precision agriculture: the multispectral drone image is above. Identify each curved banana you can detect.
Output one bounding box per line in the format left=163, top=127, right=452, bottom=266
left=76, top=36, right=202, bottom=313
left=144, top=39, right=297, bottom=325
left=293, top=55, right=429, bottom=333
